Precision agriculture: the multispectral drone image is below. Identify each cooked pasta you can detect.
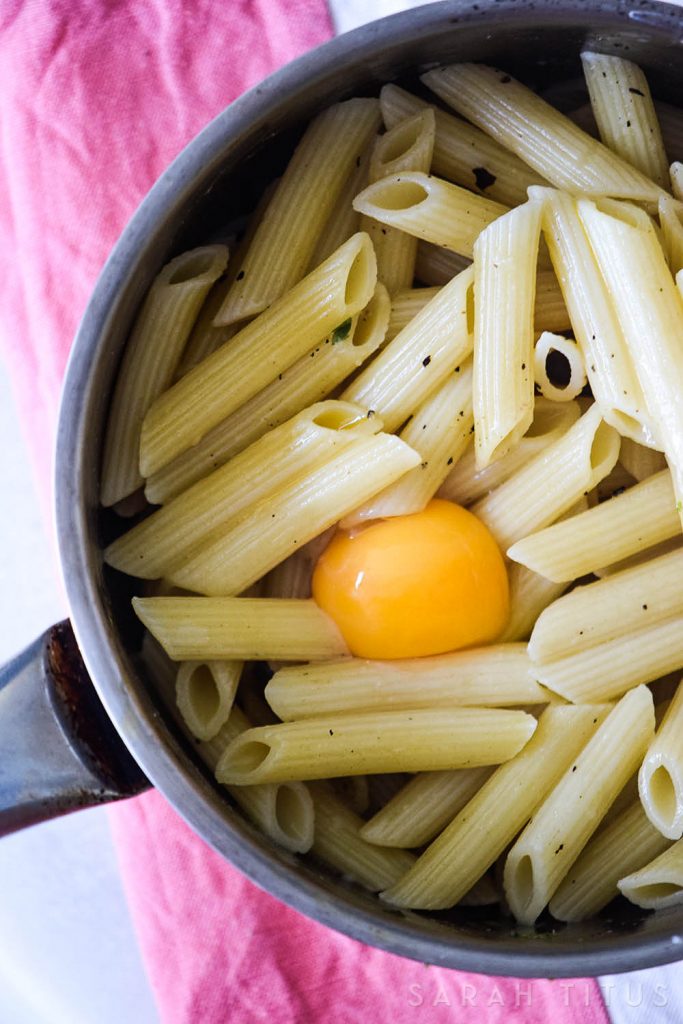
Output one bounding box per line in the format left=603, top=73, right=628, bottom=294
left=578, top=198, right=683, bottom=520
left=101, top=244, right=228, bottom=506
left=176, top=660, right=242, bottom=741
left=581, top=51, right=669, bottom=190
left=353, top=171, right=507, bottom=258
left=472, top=403, right=620, bottom=551
left=533, top=332, right=586, bottom=403
left=215, top=708, right=537, bottom=785
left=364, top=108, right=436, bottom=294
left=132, top=596, right=349, bottom=662
left=618, top=840, right=683, bottom=910
left=140, top=232, right=377, bottom=475
left=100, top=59, right=683, bottom=928
left=342, top=357, right=474, bottom=523
left=265, top=643, right=542, bottom=721
left=215, top=98, right=380, bottom=324
left=359, top=767, right=494, bottom=849
left=379, top=84, right=547, bottom=206
left=549, top=800, right=671, bottom=922
left=507, top=469, right=680, bottom=583
left=382, top=704, right=607, bottom=909
left=503, top=685, right=654, bottom=925
left=145, top=285, right=390, bottom=504
left=639, top=679, right=683, bottom=840
left=422, top=64, right=665, bottom=203
left=438, top=399, right=580, bottom=506
left=472, top=200, right=542, bottom=467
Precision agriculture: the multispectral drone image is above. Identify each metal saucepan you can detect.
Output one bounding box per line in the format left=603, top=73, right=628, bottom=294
left=2, top=0, right=682, bottom=977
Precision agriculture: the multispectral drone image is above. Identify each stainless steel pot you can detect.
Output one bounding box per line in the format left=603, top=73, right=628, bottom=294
left=2, top=0, right=682, bottom=977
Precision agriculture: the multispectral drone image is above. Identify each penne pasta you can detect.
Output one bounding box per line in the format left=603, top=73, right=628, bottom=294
left=106, top=401, right=378, bottom=579
left=139, top=232, right=377, bottom=476
left=581, top=52, right=670, bottom=190
left=381, top=704, right=607, bottom=909
left=639, top=678, right=683, bottom=839
left=533, top=332, right=586, bottom=403
left=359, top=767, right=494, bottom=849
left=145, top=285, right=390, bottom=505
left=176, top=659, right=242, bottom=741
left=472, top=403, right=620, bottom=551
left=386, top=286, right=440, bottom=343
left=379, top=83, right=547, bottom=207
left=473, top=200, right=542, bottom=467
left=101, top=244, right=229, bottom=506
left=342, top=265, right=474, bottom=433
left=365, top=108, right=436, bottom=294
left=659, top=195, right=683, bottom=275
left=618, top=839, right=683, bottom=913
left=503, top=686, right=654, bottom=925
left=132, top=596, right=348, bottom=662
left=308, top=147, right=371, bottom=269
left=422, top=64, right=665, bottom=203
left=531, top=186, right=655, bottom=446
left=532, top=613, right=683, bottom=704
left=200, top=706, right=314, bottom=854
left=507, top=469, right=681, bottom=582
left=265, top=644, right=543, bottom=721
left=498, top=562, right=567, bottom=644
left=165, top=433, right=420, bottom=596
left=549, top=800, right=671, bottom=922
left=618, top=840, right=683, bottom=910
left=215, top=99, right=380, bottom=325
left=672, top=162, right=683, bottom=202
left=438, top=399, right=580, bottom=506
left=215, top=707, right=537, bottom=785
left=309, top=783, right=416, bottom=891
left=529, top=547, right=683, bottom=663
left=578, top=198, right=683, bottom=521
left=353, top=171, right=507, bottom=259
left=174, top=283, right=238, bottom=379
left=342, top=357, right=474, bottom=523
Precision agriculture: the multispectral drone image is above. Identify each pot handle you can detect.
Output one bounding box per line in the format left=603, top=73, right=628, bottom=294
left=0, top=620, right=149, bottom=837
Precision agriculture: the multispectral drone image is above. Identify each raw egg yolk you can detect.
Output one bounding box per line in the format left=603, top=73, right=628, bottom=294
left=312, top=498, right=509, bottom=659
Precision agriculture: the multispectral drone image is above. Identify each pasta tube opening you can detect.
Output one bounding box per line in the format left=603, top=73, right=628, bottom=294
left=352, top=283, right=390, bottom=349
left=228, top=739, right=273, bottom=775
left=647, top=765, right=677, bottom=823
left=371, top=111, right=434, bottom=174
left=183, top=663, right=219, bottom=721
left=275, top=784, right=314, bottom=847
left=311, top=403, right=373, bottom=432
left=345, top=238, right=377, bottom=307
left=510, top=854, right=535, bottom=915
left=360, top=177, right=429, bottom=213
left=635, top=883, right=680, bottom=900
left=590, top=419, right=621, bottom=477
left=167, top=248, right=227, bottom=285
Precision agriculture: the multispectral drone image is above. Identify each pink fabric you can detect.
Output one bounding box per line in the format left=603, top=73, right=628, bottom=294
left=0, top=3, right=611, bottom=1022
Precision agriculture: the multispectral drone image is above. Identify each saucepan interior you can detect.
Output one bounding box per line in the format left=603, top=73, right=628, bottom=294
left=56, top=0, right=683, bottom=976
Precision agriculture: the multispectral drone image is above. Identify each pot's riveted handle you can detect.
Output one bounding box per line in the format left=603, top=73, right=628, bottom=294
left=0, top=620, right=149, bottom=837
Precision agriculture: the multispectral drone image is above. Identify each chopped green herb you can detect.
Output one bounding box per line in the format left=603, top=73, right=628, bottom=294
left=331, top=318, right=352, bottom=344
left=677, top=500, right=682, bottom=513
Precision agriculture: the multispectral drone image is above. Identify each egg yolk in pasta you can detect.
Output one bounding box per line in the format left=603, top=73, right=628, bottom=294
left=312, top=498, right=509, bottom=659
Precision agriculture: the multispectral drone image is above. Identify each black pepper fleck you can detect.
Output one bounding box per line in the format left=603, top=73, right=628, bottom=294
left=236, top=270, right=245, bottom=281
left=422, top=355, right=432, bottom=367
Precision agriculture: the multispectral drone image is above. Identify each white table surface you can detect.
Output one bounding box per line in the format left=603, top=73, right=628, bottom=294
left=1, top=2, right=681, bottom=1021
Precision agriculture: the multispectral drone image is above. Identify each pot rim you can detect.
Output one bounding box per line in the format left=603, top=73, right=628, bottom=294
left=56, top=0, right=683, bottom=977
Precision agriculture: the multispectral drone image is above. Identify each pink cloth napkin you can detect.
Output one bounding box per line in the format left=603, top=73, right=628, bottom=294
left=0, top=3, right=611, bottom=1022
